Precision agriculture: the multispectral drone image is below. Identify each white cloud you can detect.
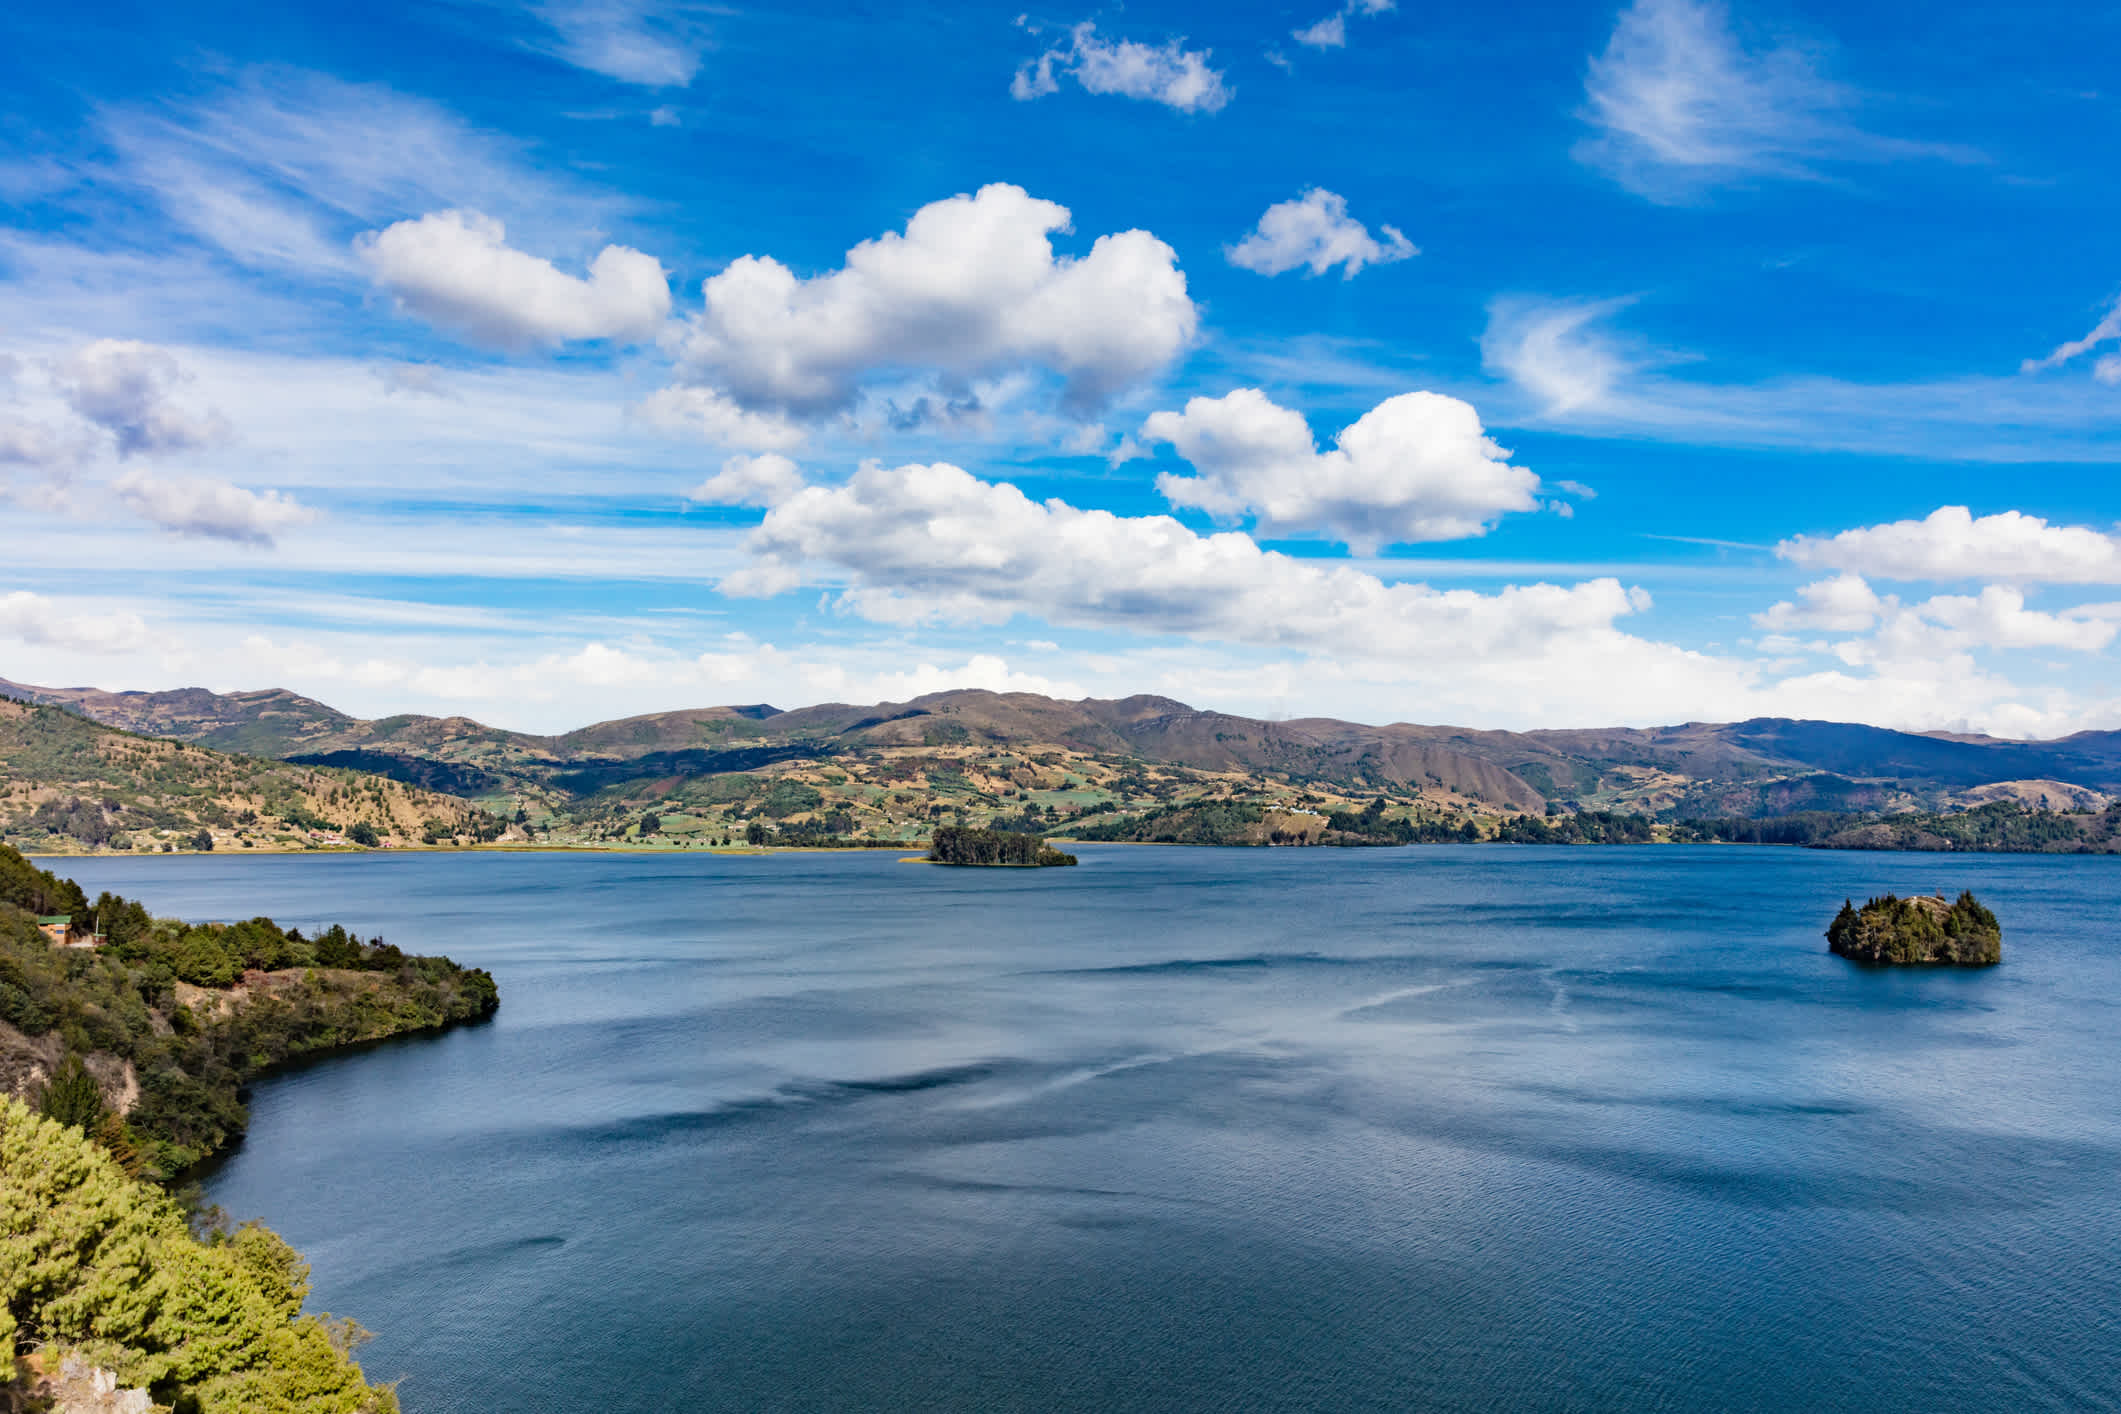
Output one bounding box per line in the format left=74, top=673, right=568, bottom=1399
left=1293, top=15, right=1345, bottom=48
left=1292, top=0, right=1393, bottom=50
left=0, top=419, right=91, bottom=471
left=1576, top=0, right=1935, bottom=201
left=636, top=385, right=809, bottom=451
left=113, top=470, right=316, bottom=546
left=1225, top=189, right=1416, bottom=279
left=668, top=183, right=1196, bottom=419
left=1480, top=296, right=1637, bottom=415
left=1779, top=506, right=2121, bottom=585
left=722, top=458, right=1643, bottom=667
left=798, top=652, right=1085, bottom=704
left=55, top=340, right=229, bottom=457
left=0, top=591, right=150, bottom=654
left=1475, top=297, right=2121, bottom=462
left=1911, top=587, right=2115, bottom=654
left=1143, top=388, right=1541, bottom=551
left=1012, top=23, right=1231, bottom=113
left=1754, top=572, right=1883, bottom=632
left=527, top=1, right=709, bottom=87
left=357, top=209, right=670, bottom=348
left=99, top=69, right=629, bottom=278
left=2022, top=296, right=2121, bottom=376
left=686, top=453, right=805, bottom=508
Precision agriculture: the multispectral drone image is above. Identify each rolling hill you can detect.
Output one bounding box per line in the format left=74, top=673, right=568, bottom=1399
left=7, top=675, right=2119, bottom=851
left=0, top=697, right=501, bottom=852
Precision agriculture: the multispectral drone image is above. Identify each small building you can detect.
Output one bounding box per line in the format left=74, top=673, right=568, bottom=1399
left=35, top=915, right=71, bottom=946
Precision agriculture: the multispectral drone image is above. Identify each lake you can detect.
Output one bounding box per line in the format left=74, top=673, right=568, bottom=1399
left=57, top=845, right=2121, bottom=1412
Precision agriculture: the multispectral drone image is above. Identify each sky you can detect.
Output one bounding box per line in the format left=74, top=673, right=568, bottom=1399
left=2, top=0, right=2119, bottom=736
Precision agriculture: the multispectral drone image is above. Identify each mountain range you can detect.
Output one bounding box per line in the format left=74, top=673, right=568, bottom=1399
left=7, top=676, right=2118, bottom=830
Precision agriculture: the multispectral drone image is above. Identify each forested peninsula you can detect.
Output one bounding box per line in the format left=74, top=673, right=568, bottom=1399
left=0, top=843, right=498, bottom=1180
left=0, top=845, right=492, bottom=1410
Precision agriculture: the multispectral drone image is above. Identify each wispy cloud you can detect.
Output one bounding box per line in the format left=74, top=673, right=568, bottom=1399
left=524, top=1, right=714, bottom=87
left=1576, top=0, right=1960, bottom=201
left=2022, top=295, right=2121, bottom=376
left=1479, top=296, right=2121, bottom=462
left=97, top=68, right=630, bottom=278
left=1290, top=0, right=1393, bottom=52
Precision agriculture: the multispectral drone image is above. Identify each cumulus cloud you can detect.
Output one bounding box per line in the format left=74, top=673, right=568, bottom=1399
left=1576, top=0, right=1938, bottom=201
left=686, top=453, right=806, bottom=508
left=0, top=592, right=151, bottom=654
left=722, top=459, right=1646, bottom=669
left=668, top=183, right=1196, bottom=420
left=1225, top=189, right=1416, bottom=279
left=1012, top=23, right=1231, bottom=113
left=526, top=1, right=710, bottom=87
left=2022, top=296, right=2121, bottom=377
left=636, top=386, right=809, bottom=451
left=55, top=340, right=229, bottom=456
left=1779, top=506, right=2121, bottom=585
left=0, top=419, right=92, bottom=472
left=1480, top=296, right=1638, bottom=415
left=1754, top=572, right=1883, bottom=632
left=1143, top=388, right=1541, bottom=551
left=356, top=209, right=670, bottom=349
left=113, top=470, right=316, bottom=546
left=1911, top=587, right=2116, bottom=654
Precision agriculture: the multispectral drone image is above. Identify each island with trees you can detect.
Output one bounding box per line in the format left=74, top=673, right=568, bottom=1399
left=1826, top=891, right=2003, bottom=966
left=927, top=825, right=1077, bottom=867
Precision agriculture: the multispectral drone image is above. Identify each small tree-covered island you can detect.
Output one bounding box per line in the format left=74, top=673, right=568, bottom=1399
left=926, top=826, right=1078, bottom=867
left=1826, top=891, right=2003, bottom=967
left=0, top=842, right=499, bottom=1411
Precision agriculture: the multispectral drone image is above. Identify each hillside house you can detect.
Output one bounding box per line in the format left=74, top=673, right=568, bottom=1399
left=35, top=915, right=70, bottom=946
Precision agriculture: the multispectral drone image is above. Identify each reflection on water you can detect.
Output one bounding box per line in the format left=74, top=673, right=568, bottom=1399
left=60, top=846, right=2121, bottom=1412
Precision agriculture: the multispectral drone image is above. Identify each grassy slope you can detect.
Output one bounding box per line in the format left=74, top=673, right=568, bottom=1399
left=0, top=699, right=500, bottom=852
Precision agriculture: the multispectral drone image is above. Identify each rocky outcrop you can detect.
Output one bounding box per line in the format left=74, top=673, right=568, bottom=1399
left=8, top=1355, right=156, bottom=1414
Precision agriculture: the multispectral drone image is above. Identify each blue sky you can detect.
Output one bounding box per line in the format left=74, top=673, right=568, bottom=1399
left=2, top=0, right=2119, bottom=734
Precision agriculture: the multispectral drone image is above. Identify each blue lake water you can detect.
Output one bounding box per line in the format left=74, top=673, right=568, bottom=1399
left=56, top=845, right=2121, bottom=1412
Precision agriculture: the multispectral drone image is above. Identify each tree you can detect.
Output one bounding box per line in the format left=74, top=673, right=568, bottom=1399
left=0, top=1097, right=399, bottom=1409
left=190, top=829, right=214, bottom=853
left=639, top=812, right=662, bottom=836
left=347, top=822, right=380, bottom=847
left=39, top=1053, right=107, bottom=1133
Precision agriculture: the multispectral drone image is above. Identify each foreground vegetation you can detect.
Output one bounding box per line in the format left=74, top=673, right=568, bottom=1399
left=0, top=844, right=498, bottom=1180
left=2, top=1096, right=397, bottom=1412
left=1827, top=891, right=2003, bottom=966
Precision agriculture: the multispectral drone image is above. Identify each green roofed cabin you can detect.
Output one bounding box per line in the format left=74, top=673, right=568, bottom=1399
left=35, top=915, right=72, bottom=946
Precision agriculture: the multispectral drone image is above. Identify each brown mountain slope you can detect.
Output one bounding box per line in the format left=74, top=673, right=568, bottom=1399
left=14, top=676, right=2121, bottom=818
left=0, top=698, right=495, bottom=851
